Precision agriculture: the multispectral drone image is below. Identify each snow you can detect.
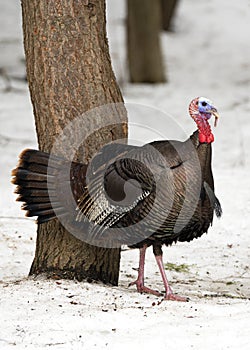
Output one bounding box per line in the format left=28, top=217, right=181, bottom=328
left=1, top=0, right=250, bottom=349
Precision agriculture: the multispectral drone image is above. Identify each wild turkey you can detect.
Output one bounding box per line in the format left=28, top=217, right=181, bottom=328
left=12, top=97, right=222, bottom=301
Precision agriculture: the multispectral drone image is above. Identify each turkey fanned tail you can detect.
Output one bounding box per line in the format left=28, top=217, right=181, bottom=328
left=11, top=149, right=87, bottom=224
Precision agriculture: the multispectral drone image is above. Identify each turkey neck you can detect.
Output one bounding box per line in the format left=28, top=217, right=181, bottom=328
left=190, top=131, right=214, bottom=190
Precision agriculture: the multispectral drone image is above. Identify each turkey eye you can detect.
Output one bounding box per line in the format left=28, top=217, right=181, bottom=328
left=201, top=101, right=207, bottom=107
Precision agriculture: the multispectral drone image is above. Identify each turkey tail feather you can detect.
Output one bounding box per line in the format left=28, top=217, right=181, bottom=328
left=11, top=149, right=64, bottom=223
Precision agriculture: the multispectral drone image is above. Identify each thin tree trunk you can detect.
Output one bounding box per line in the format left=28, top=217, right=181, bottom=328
left=161, top=0, right=179, bottom=31
left=21, top=0, right=127, bottom=285
left=127, top=0, right=166, bottom=83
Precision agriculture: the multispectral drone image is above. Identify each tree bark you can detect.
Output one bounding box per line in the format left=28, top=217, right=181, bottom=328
left=127, top=0, right=166, bottom=83
left=161, top=0, right=179, bottom=31
left=21, top=0, right=127, bottom=285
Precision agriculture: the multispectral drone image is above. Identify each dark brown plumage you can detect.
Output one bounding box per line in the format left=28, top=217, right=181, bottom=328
left=11, top=97, right=222, bottom=301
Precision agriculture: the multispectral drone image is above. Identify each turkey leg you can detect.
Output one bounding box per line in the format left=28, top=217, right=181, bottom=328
left=129, top=245, right=162, bottom=296
left=155, top=254, right=188, bottom=302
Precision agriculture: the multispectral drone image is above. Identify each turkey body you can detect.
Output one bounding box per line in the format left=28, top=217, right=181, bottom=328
left=12, top=130, right=221, bottom=248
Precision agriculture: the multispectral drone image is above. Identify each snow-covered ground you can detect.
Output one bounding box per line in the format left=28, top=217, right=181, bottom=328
left=0, top=0, right=250, bottom=349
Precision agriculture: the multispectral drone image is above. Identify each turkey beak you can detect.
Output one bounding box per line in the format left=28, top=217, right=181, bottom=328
left=211, top=108, right=219, bottom=127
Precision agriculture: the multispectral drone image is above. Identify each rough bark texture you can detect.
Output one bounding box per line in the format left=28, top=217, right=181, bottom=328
left=127, top=0, right=166, bottom=83
left=161, top=0, right=179, bottom=31
left=21, top=0, right=127, bottom=285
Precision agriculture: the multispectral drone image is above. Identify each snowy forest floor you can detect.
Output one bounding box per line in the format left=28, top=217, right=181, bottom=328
left=0, top=0, right=250, bottom=349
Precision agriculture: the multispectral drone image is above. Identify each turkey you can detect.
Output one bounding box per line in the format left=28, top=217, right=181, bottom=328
left=12, top=96, right=222, bottom=301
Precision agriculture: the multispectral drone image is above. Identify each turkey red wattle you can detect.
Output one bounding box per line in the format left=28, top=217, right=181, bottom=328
left=196, top=116, right=214, bottom=143
left=199, top=133, right=214, bottom=143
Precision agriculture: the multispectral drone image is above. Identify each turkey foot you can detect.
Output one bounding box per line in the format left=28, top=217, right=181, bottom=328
left=129, top=280, right=162, bottom=297
left=164, top=292, right=189, bottom=302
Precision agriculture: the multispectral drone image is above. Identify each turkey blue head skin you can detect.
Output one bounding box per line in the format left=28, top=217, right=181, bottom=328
left=198, top=97, right=216, bottom=117
left=189, top=97, right=220, bottom=143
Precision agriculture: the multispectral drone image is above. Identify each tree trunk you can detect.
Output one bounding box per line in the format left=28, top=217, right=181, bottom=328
left=21, top=0, right=127, bottom=285
left=161, top=0, right=179, bottom=31
left=127, top=0, right=166, bottom=83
